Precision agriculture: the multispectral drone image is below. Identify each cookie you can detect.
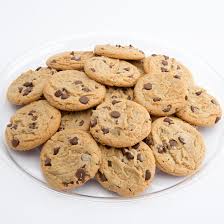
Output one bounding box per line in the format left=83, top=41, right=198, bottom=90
left=84, top=56, right=140, bottom=87
left=46, top=51, right=94, bottom=71
left=94, top=44, right=145, bottom=60
left=134, top=73, right=188, bottom=116
left=104, top=87, right=134, bottom=101
left=176, top=86, right=222, bottom=126
left=143, top=54, right=194, bottom=86
left=7, top=67, right=57, bottom=105
left=96, top=142, right=156, bottom=197
left=90, top=99, right=151, bottom=148
left=5, top=100, right=61, bottom=151
left=40, top=129, right=101, bottom=190
left=59, top=109, right=92, bottom=131
left=130, top=60, right=145, bottom=76
left=149, top=117, right=205, bottom=176
left=43, top=70, right=106, bottom=111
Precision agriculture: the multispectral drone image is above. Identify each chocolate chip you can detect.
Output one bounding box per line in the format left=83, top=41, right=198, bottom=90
left=23, top=82, right=33, bottom=87
left=102, top=128, right=109, bottom=134
left=35, top=66, right=42, bottom=71
left=52, top=59, right=56, bottom=63
left=29, top=122, right=37, bottom=129
left=162, top=60, right=168, bottom=66
left=69, top=137, right=78, bottom=145
left=53, top=147, right=60, bottom=155
left=124, top=67, right=130, bottom=71
left=61, top=92, right=69, bottom=99
left=190, top=106, right=198, bottom=113
left=18, top=87, right=23, bottom=93
left=82, top=87, right=91, bottom=92
left=90, top=68, right=96, bottom=72
left=108, top=160, right=112, bottom=167
left=145, top=170, right=151, bottom=180
left=163, top=117, right=174, bottom=125
left=90, top=118, right=97, bottom=127
left=110, top=111, right=120, bottom=118
left=55, top=90, right=62, bottom=97
left=126, top=152, right=134, bottom=160
left=195, top=91, right=202, bottom=96
left=44, top=158, right=51, bottom=166
left=137, top=153, right=144, bottom=162
left=151, top=54, right=157, bottom=56
left=98, top=171, right=107, bottom=182
left=112, top=99, right=121, bottom=105
left=185, top=95, right=188, bottom=100
left=32, top=116, right=38, bottom=121
left=178, top=136, right=186, bottom=144
left=74, top=80, right=82, bottom=85
left=12, top=124, right=18, bottom=130
left=143, top=83, right=152, bottom=90
left=162, top=104, right=172, bottom=112
left=215, top=117, right=221, bottom=123
left=169, top=139, right=178, bottom=147
left=161, top=67, right=168, bottom=72
left=145, top=136, right=154, bottom=146
left=28, top=110, right=35, bottom=116
left=75, top=168, right=86, bottom=182
left=79, top=120, right=84, bottom=126
left=109, top=64, right=113, bottom=68
left=132, top=143, right=140, bottom=149
left=157, top=145, right=165, bottom=153
left=177, top=65, right=181, bottom=70
left=174, top=75, right=180, bottom=79
left=7, top=123, right=12, bottom=127
left=71, top=56, right=81, bottom=61
left=153, top=97, right=161, bottom=102
left=22, top=87, right=32, bottom=96
left=211, top=99, right=217, bottom=105
left=70, top=51, right=75, bottom=55
left=164, top=55, right=169, bottom=60
left=127, top=96, right=132, bottom=100
left=11, top=138, right=19, bottom=147
left=79, top=96, right=89, bottom=104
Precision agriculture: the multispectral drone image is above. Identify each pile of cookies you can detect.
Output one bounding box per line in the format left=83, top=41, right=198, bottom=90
left=5, top=44, right=222, bottom=197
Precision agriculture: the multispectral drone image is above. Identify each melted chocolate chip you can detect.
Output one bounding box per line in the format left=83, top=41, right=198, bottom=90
left=145, top=136, right=154, bottom=146
left=161, top=60, right=168, bottom=66
left=35, top=66, right=42, bottom=71
left=110, top=111, right=120, bottom=118
left=169, top=139, right=178, bottom=147
left=195, top=91, right=202, bottom=96
left=7, top=123, right=12, bottom=127
left=55, top=90, right=62, bottom=97
left=185, top=95, right=188, bottom=100
left=215, top=117, right=221, bottom=123
left=132, top=143, right=140, bottom=149
left=70, top=51, right=75, bottom=55
left=90, top=68, right=96, bottom=72
left=126, top=152, right=134, bottom=160
left=71, top=56, right=81, bottom=61
left=102, top=128, right=109, bottom=134
left=11, top=138, right=19, bottom=147
left=174, top=75, right=180, bottom=79
left=143, top=83, right=152, bottom=90
left=32, top=116, right=38, bottom=121
left=98, top=171, right=107, bottom=182
left=69, top=137, right=79, bottom=145
left=124, top=67, right=130, bottom=71
left=90, top=118, right=97, bottom=127
left=190, top=106, right=198, bottom=113
left=162, top=104, right=172, bottom=112
left=52, top=59, right=57, bottom=63
left=177, top=65, right=181, bottom=70
left=75, top=168, right=86, bottom=182
left=79, top=120, right=84, bottom=126
left=153, top=97, right=161, bottom=102
left=74, top=80, right=82, bottom=85
left=112, top=99, right=121, bottom=105
left=157, top=145, right=165, bottom=153
left=22, top=87, right=33, bottom=96
left=79, top=96, right=89, bottom=104
left=18, top=87, right=23, bottom=93
left=29, top=122, right=37, bottom=129
left=164, top=55, right=169, bottom=60
left=108, top=160, right=112, bottom=167
left=82, top=87, right=91, bottom=92
left=178, top=136, right=186, bottom=144
left=23, top=82, right=33, bottom=87
left=163, top=117, right=174, bottom=125
left=44, top=158, right=51, bottom=166
left=145, top=170, right=151, bottom=180
left=151, top=54, right=157, bottom=56
left=161, top=67, right=168, bottom=72
left=211, top=99, right=217, bottom=105
left=137, top=153, right=144, bottom=162
left=28, top=110, right=35, bottom=116
left=53, top=147, right=60, bottom=155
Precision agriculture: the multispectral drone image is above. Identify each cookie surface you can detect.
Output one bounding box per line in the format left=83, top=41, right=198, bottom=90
left=105, top=87, right=134, bottom=101
left=143, top=54, right=194, bottom=86
left=40, top=129, right=101, bottom=190
left=7, top=67, right=56, bottom=105
left=5, top=100, right=61, bottom=151
left=59, top=109, right=92, bottom=131
left=84, top=56, right=140, bottom=87
left=90, top=99, right=151, bottom=148
left=46, top=51, right=94, bottom=71
left=43, top=70, right=106, bottom=111
left=130, top=60, right=145, bottom=76
left=176, top=86, right=222, bottom=126
left=149, top=117, right=205, bottom=176
left=134, top=73, right=187, bottom=116
left=94, top=44, right=145, bottom=60
left=96, top=142, right=156, bottom=197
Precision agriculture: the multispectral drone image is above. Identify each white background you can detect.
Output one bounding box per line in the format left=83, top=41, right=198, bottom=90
left=0, top=0, right=224, bottom=223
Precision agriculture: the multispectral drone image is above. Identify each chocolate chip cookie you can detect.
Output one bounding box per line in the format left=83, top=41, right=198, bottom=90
left=90, top=99, right=151, bottom=148
left=94, top=44, right=145, bottom=60
left=5, top=100, right=61, bottom=151
left=150, top=117, right=205, bottom=176
left=143, top=54, right=194, bottom=86
left=40, top=129, right=101, bottom=190
left=43, top=70, right=106, bottom=111
left=176, top=86, right=222, bottom=126
left=96, top=142, right=156, bottom=197
left=84, top=56, right=140, bottom=87
left=104, top=87, right=134, bottom=101
left=46, top=51, right=94, bottom=70
left=59, top=109, right=92, bottom=131
left=7, top=67, right=56, bottom=105
left=134, top=73, right=188, bottom=116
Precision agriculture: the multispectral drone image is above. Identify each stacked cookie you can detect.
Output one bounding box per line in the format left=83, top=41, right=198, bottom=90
left=5, top=44, right=222, bottom=197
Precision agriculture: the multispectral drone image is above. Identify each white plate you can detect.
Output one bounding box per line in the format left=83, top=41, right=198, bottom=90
left=0, top=34, right=223, bottom=201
